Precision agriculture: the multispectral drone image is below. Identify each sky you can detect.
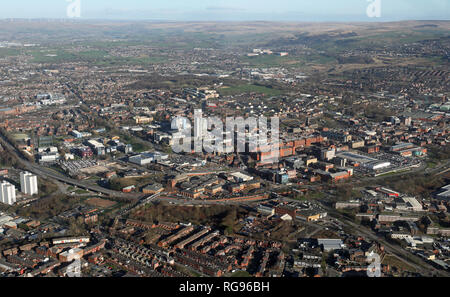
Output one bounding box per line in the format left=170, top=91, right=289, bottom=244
left=0, top=0, right=449, bottom=22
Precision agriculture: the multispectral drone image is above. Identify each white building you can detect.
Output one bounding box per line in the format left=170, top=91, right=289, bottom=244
left=231, top=172, right=254, bottom=183
left=0, top=181, right=16, bottom=205
left=20, top=172, right=38, bottom=196
left=129, top=154, right=154, bottom=166
left=366, top=161, right=391, bottom=171
left=194, top=109, right=207, bottom=138
left=402, top=197, right=424, bottom=212
left=39, top=153, right=59, bottom=163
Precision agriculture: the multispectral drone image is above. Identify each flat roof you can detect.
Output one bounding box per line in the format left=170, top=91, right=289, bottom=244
left=336, top=151, right=377, bottom=164
left=231, top=172, right=253, bottom=181
left=403, top=197, right=422, bottom=209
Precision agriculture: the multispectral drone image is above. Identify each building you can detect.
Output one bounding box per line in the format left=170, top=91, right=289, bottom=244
left=364, top=145, right=380, bottom=154
left=275, top=205, right=297, bottom=218
left=257, top=204, right=275, bottom=216
left=317, top=239, right=344, bottom=251
left=390, top=142, right=415, bottom=152
left=86, top=139, right=106, bottom=156
left=231, top=172, right=254, bottom=183
left=20, top=171, right=38, bottom=196
left=336, top=151, right=390, bottom=170
left=376, top=187, right=400, bottom=198
left=39, top=153, right=59, bottom=163
left=75, top=147, right=93, bottom=158
left=134, top=116, right=153, bottom=124
left=402, top=197, right=423, bottom=212
left=436, top=185, right=450, bottom=201
left=129, top=152, right=169, bottom=166
left=0, top=181, right=16, bottom=205
left=296, top=209, right=328, bottom=222
left=194, top=109, right=207, bottom=139
left=276, top=172, right=290, bottom=184
left=71, top=130, right=83, bottom=139
left=129, top=154, right=153, bottom=165
left=320, top=148, right=336, bottom=161
left=59, top=248, right=84, bottom=263
left=52, top=236, right=90, bottom=245
left=335, top=201, right=361, bottom=209
left=142, top=183, right=164, bottom=195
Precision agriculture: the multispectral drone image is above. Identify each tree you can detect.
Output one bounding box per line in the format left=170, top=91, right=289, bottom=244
left=221, top=208, right=237, bottom=234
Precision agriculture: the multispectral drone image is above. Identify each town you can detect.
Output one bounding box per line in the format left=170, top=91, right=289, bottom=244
left=0, top=19, right=449, bottom=278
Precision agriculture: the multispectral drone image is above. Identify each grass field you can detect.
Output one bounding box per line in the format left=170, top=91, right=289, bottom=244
left=382, top=254, right=417, bottom=273
left=240, top=55, right=297, bottom=67
left=28, top=48, right=168, bottom=65
left=29, top=49, right=79, bottom=63
left=85, top=197, right=117, bottom=208
left=0, top=48, right=21, bottom=58
left=218, top=84, right=285, bottom=97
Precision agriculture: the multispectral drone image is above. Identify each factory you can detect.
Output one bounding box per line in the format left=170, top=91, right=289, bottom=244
left=129, top=152, right=169, bottom=166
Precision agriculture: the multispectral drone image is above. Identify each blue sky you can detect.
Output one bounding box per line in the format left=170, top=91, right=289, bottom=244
left=1, top=0, right=449, bottom=21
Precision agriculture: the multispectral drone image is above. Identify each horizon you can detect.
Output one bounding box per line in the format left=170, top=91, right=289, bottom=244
left=1, top=18, right=450, bottom=23
left=0, top=0, right=448, bottom=22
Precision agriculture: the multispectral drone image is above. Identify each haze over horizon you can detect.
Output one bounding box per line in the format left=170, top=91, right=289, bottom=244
left=1, top=0, right=449, bottom=22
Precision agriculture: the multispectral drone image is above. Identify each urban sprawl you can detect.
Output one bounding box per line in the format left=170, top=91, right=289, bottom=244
left=0, top=20, right=448, bottom=278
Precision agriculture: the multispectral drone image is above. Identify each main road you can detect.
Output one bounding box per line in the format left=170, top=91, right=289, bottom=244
left=0, top=131, right=141, bottom=200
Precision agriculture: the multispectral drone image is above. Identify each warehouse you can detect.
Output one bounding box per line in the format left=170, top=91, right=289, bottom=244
left=129, top=153, right=154, bottom=165
left=317, top=239, right=344, bottom=251
left=364, top=160, right=391, bottom=171
left=436, top=185, right=450, bottom=201
left=231, top=172, right=254, bottom=183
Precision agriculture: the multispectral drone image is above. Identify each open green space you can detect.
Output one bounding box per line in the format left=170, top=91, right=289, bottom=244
left=218, top=84, right=285, bottom=97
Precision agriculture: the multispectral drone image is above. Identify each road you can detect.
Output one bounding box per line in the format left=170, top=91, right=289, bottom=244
left=119, top=192, right=162, bottom=216
left=284, top=196, right=450, bottom=277
left=0, top=131, right=141, bottom=200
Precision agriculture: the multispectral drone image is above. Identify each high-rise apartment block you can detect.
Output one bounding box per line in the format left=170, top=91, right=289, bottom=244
left=20, top=171, right=38, bottom=196
left=0, top=181, right=16, bottom=205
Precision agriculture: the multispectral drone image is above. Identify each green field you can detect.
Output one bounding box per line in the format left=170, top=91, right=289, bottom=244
left=240, top=54, right=297, bottom=67
left=29, top=49, right=79, bottom=63
left=28, top=48, right=168, bottom=65
left=218, top=84, right=285, bottom=97
left=0, top=48, right=21, bottom=58
left=382, top=255, right=417, bottom=273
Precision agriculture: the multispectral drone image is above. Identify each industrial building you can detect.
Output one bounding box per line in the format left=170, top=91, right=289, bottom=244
left=436, top=184, right=450, bottom=201
left=336, top=151, right=391, bottom=170
left=231, top=172, right=254, bottom=183
left=20, top=171, right=38, bottom=196
left=317, top=239, right=344, bottom=251
left=86, top=139, right=106, bottom=156
left=401, top=197, right=423, bottom=212
left=129, top=152, right=169, bottom=166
